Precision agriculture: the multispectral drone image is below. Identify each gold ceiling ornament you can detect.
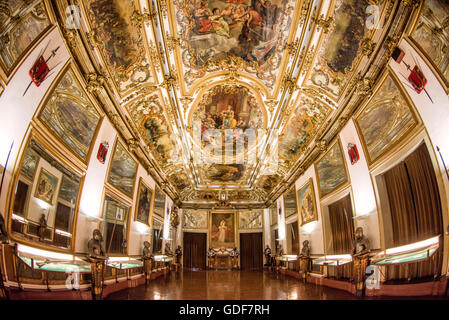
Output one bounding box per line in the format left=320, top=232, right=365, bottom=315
left=401, top=0, right=420, bottom=8
left=85, top=72, right=106, bottom=93
left=265, top=100, right=278, bottom=114
left=360, top=38, right=376, bottom=57
left=355, top=77, right=374, bottom=97
left=162, top=73, right=178, bottom=90
left=285, top=39, right=300, bottom=56
left=301, top=45, right=315, bottom=76
left=63, top=27, right=78, bottom=48
left=314, top=15, right=335, bottom=34
left=0, top=1, right=11, bottom=18
left=282, top=75, right=299, bottom=94
left=130, top=8, right=156, bottom=28
left=158, top=0, right=168, bottom=19
left=180, top=96, right=193, bottom=113
left=299, top=0, right=312, bottom=24
left=384, top=35, right=401, bottom=58
left=166, top=33, right=180, bottom=53
left=107, top=111, right=124, bottom=132
left=318, top=139, right=328, bottom=153
left=86, top=31, right=101, bottom=48
left=149, top=41, right=161, bottom=72
left=225, top=70, right=240, bottom=83
left=127, top=138, right=139, bottom=153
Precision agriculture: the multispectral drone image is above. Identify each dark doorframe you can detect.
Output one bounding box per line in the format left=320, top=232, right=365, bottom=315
left=240, top=232, right=263, bottom=271
left=183, top=232, right=207, bottom=270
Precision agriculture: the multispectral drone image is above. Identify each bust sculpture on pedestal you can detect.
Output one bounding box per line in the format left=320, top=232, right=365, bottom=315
left=352, top=227, right=370, bottom=297
left=175, top=245, right=182, bottom=264
left=264, top=245, right=272, bottom=267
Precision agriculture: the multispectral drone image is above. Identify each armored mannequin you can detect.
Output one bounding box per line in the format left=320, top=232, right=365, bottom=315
left=142, top=241, right=152, bottom=259
left=300, top=240, right=311, bottom=257
left=88, top=229, right=107, bottom=260
left=352, top=227, right=370, bottom=256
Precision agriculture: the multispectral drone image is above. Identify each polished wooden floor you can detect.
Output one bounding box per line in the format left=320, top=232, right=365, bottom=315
left=106, top=270, right=447, bottom=300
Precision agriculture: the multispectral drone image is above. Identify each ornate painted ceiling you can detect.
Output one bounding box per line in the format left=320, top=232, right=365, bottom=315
left=52, top=0, right=416, bottom=208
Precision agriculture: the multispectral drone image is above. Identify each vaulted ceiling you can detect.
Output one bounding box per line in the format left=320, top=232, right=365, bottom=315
left=53, top=0, right=416, bottom=208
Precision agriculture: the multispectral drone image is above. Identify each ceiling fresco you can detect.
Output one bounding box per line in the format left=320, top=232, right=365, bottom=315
left=52, top=0, right=408, bottom=207
left=173, top=0, right=297, bottom=90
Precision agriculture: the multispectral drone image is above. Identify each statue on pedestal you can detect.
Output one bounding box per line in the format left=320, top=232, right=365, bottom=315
left=0, top=214, right=9, bottom=244
left=300, top=240, right=311, bottom=257
left=175, top=245, right=182, bottom=264
left=88, top=229, right=107, bottom=260
left=231, top=247, right=239, bottom=269
left=352, top=227, right=370, bottom=297
left=207, top=247, right=215, bottom=269
left=37, top=213, right=47, bottom=242
left=142, top=241, right=152, bottom=259
left=165, top=243, right=173, bottom=256
left=352, top=227, right=370, bottom=256
left=264, top=245, right=272, bottom=266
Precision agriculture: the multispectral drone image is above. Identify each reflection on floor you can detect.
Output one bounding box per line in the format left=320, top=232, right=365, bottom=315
left=106, top=270, right=449, bottom=300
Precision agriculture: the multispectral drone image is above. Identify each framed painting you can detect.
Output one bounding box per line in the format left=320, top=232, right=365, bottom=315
left=34, top=168, right=58, bottom=205
left=38, top=67, right=102, bottom=162
left=283, top=186, right=297, bottom=218
left=316, top=140, right=348, bottom=197
left=107, top=141, right=138, bottom=198
left=355, top=73, right=418, bottom=164
left=0, top=0, right=52, bottom=77
left=152, top=184, right=166, bottom=218
left=209, top=211, right=236, bottom=248
left=134, top=178, right=154, bottom=226
left=239, top=211, right=263, bottom=230
left=409, top=0, right=449, bottom=90
left=183, top=210, right=208, bottom=229
left=297, top=179, right=318, bottom=226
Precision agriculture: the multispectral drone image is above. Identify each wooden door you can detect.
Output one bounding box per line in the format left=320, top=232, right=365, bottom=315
left=183, top=232, right=207, bottom=269
left=240, top=233, right=263, bottom=271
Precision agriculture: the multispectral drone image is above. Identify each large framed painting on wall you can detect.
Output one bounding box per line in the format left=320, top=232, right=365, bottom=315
left=134, top=178, right=154, bottom=226
left=107, top=141, right=138, bottom=198
left=239, top=211, right=263, bottom=230
left=210, top=211, right=236, bottom=248
left=409, top=0, right=449, bottom=89
left=183, top=210, right=208, bottom=229
left=152, top=184, right=166, bottom=219
left=102, top=194, right=130, bottom=255
left=316, top=140, right=348, bottom=197
left=296, top=179, right=318, bottom=226
left=270, top=205, right=277, bottom=226
left=355, top=73, right=418, bottom=164
left=284, top=186, right=297, bottom=218
left=0, top=0, right=52, bottom=77
left=38, top=66, right=102, bottom=162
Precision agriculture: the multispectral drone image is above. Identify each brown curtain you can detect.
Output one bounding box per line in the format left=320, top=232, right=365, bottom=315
left=240, top=233, right=263, bottom=271
left=328, top=195, right=354, bottom=254
left=383, top=144, right=443, bottom=282
left=328, top=195, right=354, bottom=280
left=290, top=221, right=299, bottom=255
left=183, top=232, right=207, bottom=269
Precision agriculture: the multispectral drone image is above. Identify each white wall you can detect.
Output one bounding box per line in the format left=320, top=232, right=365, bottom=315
left=339, top=119, right=381, bottom=249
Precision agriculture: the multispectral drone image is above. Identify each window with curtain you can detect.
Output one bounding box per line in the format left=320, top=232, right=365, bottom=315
left=382, top=143, right=443, bottom=282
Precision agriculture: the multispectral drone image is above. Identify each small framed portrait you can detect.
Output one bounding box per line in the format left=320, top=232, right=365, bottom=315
left=34, top=168, right=58, bottom=205
left=134, top=178, right=154, bottom=226
left=297, top=179, right=318, bottom=226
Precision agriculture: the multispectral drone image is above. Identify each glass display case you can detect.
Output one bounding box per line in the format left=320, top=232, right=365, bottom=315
left=16, top=244, right=90, bottom=273
left=313, top=254, right=353, bottom=266
left=106, top=257, right=143, bottom=269
left=279, top=254, right=299, bottom=262
left=371, top=236, right=439, bottom=266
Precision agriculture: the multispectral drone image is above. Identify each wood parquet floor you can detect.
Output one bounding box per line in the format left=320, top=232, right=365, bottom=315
left=106, top=270, right=444, bottom=300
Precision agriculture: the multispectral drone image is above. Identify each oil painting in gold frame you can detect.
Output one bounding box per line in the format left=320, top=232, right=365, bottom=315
left=209, top=211, right=236, bottom=248
left=107, top=141, right=138, bottom=198
left=34, top=168, right=58, bottom=205
left=316, top=140, right=348, bottom=198
left=134, top=178, right=154, bottom=226
left=296, top=179, right=318, bottom=226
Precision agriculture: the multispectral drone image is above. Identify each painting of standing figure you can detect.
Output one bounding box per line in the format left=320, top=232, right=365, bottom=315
left=210, top=211, right=235, bottom=247
left=134, top=179, right=154, bottom=226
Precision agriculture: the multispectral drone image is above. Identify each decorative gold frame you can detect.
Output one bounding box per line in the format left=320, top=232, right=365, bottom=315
left=33, top=167, right=59, bottom=205
left=283, top=185, right=298, bottom=218
left=209, top=210, right=237, bottom=249
left=0, top=0, right=55, bottom=82
left=314, top=138, right=350, bottom=199
left=6, top=127, right=85, bottom=253
left=133, top=177, right=155, bottom=226
left=34, top=63, right=104, bottom=165
left=105, top=137, right=138, bottom=200
left=296, top=178, right=318, bottom=226
left=353, top=69, right=421, bottom=168
left=405, top=1, right=449, bottom=94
